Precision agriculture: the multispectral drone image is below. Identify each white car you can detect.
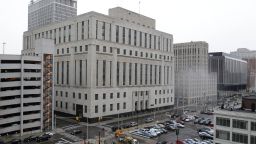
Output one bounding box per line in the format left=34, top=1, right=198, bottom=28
left=176, top=123, right=185, bottom=128
left=130, top=122, right=138, bottom=127
left=45, top=132, right=55, bottom=136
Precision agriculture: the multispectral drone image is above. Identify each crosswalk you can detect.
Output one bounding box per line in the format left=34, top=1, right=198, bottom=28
left=59, top=132, right=82, bottom=142
left=62, top=124, right=82, bottom=131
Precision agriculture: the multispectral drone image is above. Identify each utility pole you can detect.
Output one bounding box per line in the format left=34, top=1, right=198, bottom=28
left=2, top=42, right=6, bottom=54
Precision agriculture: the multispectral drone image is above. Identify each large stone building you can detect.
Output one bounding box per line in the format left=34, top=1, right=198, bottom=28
left=230, top=48, right=256, bottom=92
left=28, top=0, right=77, bottom=30
left=23, top=7, right=175, bottom=121
left=0, top=39, right=54, bottom=136
left=214, top=96, right=256, bottom=144
left=174, top=41, right=217, bottom=111
left=209, top=52, right=248, bottom=97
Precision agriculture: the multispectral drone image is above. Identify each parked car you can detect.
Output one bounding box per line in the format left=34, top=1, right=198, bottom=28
left=70, top=129, right=82, bottom=135
left=198, top=127, right=214, bottom=135
left=130, top=122, right=138, bottom=127
left=156, top=141, right=167, bottom=144
left=36, top=134, right=50, bottom=142
left=145, top=117, right=154, bottom=123
left=199, top=132, right=213, bottom=140
left=176, top=123, right=185, bottom=128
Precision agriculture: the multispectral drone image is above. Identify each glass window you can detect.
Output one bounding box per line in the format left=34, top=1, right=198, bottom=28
left=95, top=94, right=98, bottom=100
left=233, top=119, right=248, bottom=130
left=216, top=130, right=230, bottom=140
left=216, top=117, right=230, bottom=127
left=103, top=93, right=106, bottom=99
left=95, top=105, right=98, bottom=113
left=251, top=122, right=256, bottom=131
left=251, top=135, right=256, bottom=144
left=232, top=132, right=248, bottom=144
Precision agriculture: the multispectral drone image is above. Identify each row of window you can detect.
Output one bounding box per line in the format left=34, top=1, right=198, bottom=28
left=28, top=19, right=172, bottom=53
left=215, top=130, right=251, bottom=144
left=56, top=45, right=172, bottom=61
left=55, top=101, right=127, bottom=113
left=216, top=117, right=256, bottom=131
left=154, top=97, right=173, bottom=105
left=56, top=90, right=172, bottom=100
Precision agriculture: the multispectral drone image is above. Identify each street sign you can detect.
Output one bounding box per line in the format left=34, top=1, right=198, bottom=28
left=176, top=129, right=179, bottom=136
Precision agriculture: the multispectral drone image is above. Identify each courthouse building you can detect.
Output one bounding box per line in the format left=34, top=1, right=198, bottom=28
left=23, top=7, right=175, bottom=121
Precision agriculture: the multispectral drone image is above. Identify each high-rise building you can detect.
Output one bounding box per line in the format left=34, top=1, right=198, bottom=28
left=23, top=7, right=175, bottom=122
left=230, top=48, right=256, bottom=92
left=0, top=39, right=54, bottom=136
left=214, top=95, right=256, bottom=144
left=174, top=41, right=217, bottom=111
left=28, top=0, right=77, bottom=30
left=208, top=52, right=247, bottom=97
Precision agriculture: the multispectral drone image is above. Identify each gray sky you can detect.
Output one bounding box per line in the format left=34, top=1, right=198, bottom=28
left=0, top=0, right=255, bottom=54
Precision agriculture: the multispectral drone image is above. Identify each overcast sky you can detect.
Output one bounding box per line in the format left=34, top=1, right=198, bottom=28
left=0, top=0, right=255, bottom=54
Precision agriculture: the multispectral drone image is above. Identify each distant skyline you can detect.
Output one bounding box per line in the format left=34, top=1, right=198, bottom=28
left=0, top=0, right=255, bottom=54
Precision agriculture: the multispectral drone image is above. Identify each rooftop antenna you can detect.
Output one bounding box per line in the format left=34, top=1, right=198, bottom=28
left=139, top=0, right=141, bottom=15
left=2, top=42, right=6, bottom=54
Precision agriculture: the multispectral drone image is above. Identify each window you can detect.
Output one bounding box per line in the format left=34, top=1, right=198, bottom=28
left=103, top=104, right=106, bottom=112
left=110, top=104, right=113, bottom=111
left=80, top=46, right=82, bottom=52
left=56, top=91, right=58, bottom=96
left=78, top=93, right=81, bottom=99
left=84, top=94, right=87, bottom=100
left=103, top=46, right=106, bottom=52
left=130, top=50, right=132, bottom=56
left=65, top=102, right=68, bottom=109
left=232, top=132, right=248, bottom=144
left=95, top=94, right=98, bottom=100
left=251, top=135, right=256, bottom=144
left=85, top=45, right=88, bottom=51
left=103, top=93, right=106, bottom=99
left=110, top=93, right=113, bottom=99
left=95, top=105, right=98, bottom=113
left=60, top=101, right=63, bottom=108
left=110, top=47, right=113, bottom=53
left=65, top=92, right=68, bottom=97
left=73, top=92, right=75, bottom=99
left=123, top=49, right=126, bottom=55
left=84, top=105, right=87, bottom=113
left=216, top=117, right=230, bottom=127
left=251, top=122, right=256, bottom=131
left=121, top=103, right=125, bottom=110
left=67, top=48, right=69, bottom=53
left=117, top=48, right=120, bottom=54
left=96, top=45, right=99, bottom=51
left=155, top=99, right=157, bottom=105
left=216, top=130, right=230, bottom=140
left=117, top=93, right=120, bottom=98
left=123, top=92, right=126, bottom=98
left=56, top=101, right=58, bottom=107
left=117, top=103, right=120, bottom=110
left=233, top=119, right=248, bottom=130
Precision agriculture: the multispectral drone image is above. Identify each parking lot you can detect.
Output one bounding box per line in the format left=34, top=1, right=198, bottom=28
left=105, top=112, right=214, bottom=144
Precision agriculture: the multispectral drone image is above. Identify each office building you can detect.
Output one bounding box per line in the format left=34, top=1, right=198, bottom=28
left=208, top=52, right=247, bottom=96
left=23, top=7, right=175, bottom=122
left=0, top=39, right=54, bottom=136
left=174, top=41, right=217, bottom=111
left=214, top=95, right=256, bottom=144
left=28, top=0, right=77, bottom=30
left=230, top=48, right=256, bottom=92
